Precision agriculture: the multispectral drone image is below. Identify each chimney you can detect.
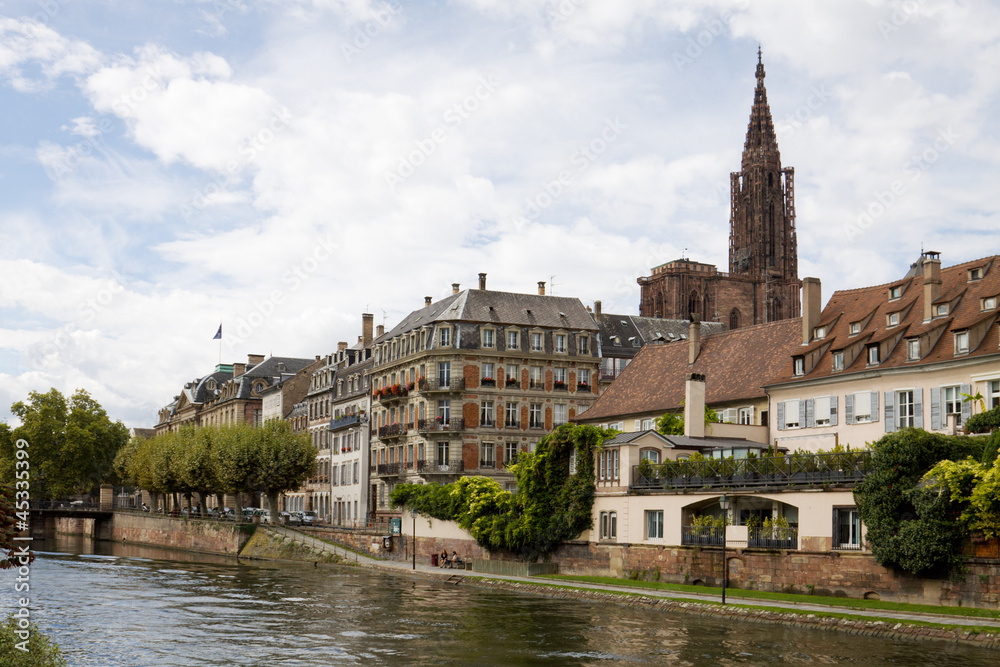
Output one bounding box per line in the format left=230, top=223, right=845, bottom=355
left=362, top=313, right=374, bottom=348
left=923, top=251, right=942, bottom=320
left=357, top=335, right=362, bottom=343
left=684, top=373, right=707, bottom=438
left=479, top=273, right=487, bottom=290
left=425, top=296, right=432, bottom=307
left=247, top=353, right=265, bottom=366
left=233, top=362, right=247, bottom=377
left=376, top=324, right=385, bottom=338
left=337, top=341, right=348, bottom=351
left=594, top=300, right=602, bottom=317
left=537, top=281, right=546, bottom=295
left=452, top=282, right=460, bottom=295
left=315, top=355, right=321, bottom=361
left=801, top=277, right=822, bottom=344
left=688, top=320, right=701, bottom=364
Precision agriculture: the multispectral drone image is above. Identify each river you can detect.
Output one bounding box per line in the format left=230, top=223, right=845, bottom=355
left=3, top=535, right=997, bottom=666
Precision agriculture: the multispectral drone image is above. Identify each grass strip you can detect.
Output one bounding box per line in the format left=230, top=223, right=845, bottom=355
left=539, top=575, right=1000, bottom=620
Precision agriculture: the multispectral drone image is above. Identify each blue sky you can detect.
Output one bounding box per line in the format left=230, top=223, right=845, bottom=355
left=1, top=0, right=998, bottom=428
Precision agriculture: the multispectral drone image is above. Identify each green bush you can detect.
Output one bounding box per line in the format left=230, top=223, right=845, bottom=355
left=0, top=616, right=66, bottom=667
left=965, top=406, right=1000, bottom=434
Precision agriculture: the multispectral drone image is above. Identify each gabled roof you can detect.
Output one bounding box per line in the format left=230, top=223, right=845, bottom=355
left=603, top=430, right=677, bottom=447
left=578, top=318, right=802, bottom=422
left=379, top=289, right=598, bottom=341
left=596, top=313, right=726, bottom=356
left=768, top=254, right=1000, bottom=385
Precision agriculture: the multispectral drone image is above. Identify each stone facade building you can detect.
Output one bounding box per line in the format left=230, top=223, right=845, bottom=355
left=368, top=276, right=601, bottom=520
left=638, top=52, right=801, bottom=329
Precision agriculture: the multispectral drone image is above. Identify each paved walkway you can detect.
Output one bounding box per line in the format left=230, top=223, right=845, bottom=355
left=262, top=527, right=1000, bottom=631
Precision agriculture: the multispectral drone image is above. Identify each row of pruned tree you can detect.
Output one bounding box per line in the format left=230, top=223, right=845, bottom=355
left=114, top=420, right=315, bottom=523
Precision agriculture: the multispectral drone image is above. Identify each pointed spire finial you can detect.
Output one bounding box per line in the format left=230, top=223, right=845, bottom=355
left=756, top=45, right=765, bottom=80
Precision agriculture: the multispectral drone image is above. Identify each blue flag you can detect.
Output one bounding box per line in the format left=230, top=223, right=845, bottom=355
left=213, top=324, right=222, bottom=340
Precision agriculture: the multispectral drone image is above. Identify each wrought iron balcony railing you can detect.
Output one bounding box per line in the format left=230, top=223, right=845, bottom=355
left=418, top=377, right=466, bottom=392
left=417, top=417, right=465, bottom=432
left=329, top=414, right=362, bottom=431
left=416, top=459, right=465, bottom=474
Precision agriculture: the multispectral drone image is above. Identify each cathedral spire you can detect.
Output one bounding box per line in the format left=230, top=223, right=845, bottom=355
left=742, top=49, right=780, bottom=170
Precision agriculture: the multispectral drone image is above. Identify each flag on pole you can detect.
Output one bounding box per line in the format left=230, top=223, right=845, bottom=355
left=213, top=324, right=222, bottom=340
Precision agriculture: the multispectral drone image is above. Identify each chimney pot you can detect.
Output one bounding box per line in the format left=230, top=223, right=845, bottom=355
left=537, top=281, right=546, bottom=295
left=801, top=277, right=822, bottom=345
left=337, top=341, right=348, bottom=351
left=376, top=324, right=385, bottom=337
left=683, top=373, right=707, bottom=438
left=594, top=300, right=602, bottom=317
left=425, top=296, right=432, bottom=306
left=452, top=283, right=460, bottom=295
left=479, top=273, right=487, bottom=290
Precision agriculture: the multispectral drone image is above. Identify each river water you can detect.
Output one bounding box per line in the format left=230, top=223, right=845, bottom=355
left=3, top=535, right=997, bottom=666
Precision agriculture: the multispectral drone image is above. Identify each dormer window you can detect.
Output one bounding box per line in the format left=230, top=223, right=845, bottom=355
left=906, top=338, right=920, bottom=361
left=934, top=304, right=948, bottom=317
left=867, top=345, right=880, bottom=366
left=439, top=327, right=451, bottom=347
left=849, top=322, right=861, bottom=335
left=831, top=351, right=844, bottom=372
left=482, top=328, right=495, bottom=348
left=889, top=285, right=902, bottom=300
left=955, top=331, right=970, bottom=355
left=793, top=356, right=805, bottom=376
left=983, top=296, right=996, bottom=311
left=969, top=267, right=984, bottom=281
left=886, top=312, right=899, bottom=327
left=814, top=326, right=827, bottom=340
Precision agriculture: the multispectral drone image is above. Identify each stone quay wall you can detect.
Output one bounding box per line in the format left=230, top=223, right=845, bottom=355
left=109, top=512, right=251, bottom=556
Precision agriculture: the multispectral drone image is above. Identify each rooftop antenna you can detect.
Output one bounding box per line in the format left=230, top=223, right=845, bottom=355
left=381, top=308, right=388, bottom=326
left=549, top=275, right=558, bottom=296
left=682, top=248, right=688, bottom=260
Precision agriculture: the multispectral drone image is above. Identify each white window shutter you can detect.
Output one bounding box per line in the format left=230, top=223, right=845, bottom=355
left=884, top=391, right=895, bottom=433
left=798, top=400, right=806, bottom=429
left=806, top=399, right=815, bottom=428
left=830, top=396, right=838, bottom=426
left=930, top=387, right=941, bottom=430
left=961, top=383, right=972, bottom=422
left=871, top=392, right=879, bottom=420
left=845, top=393, right=854, bottom=424
left=776, top=401, right=785, bottom=431
left=913, top=389, right=923, bottom=427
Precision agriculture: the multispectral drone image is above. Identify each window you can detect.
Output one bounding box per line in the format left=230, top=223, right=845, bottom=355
left=886, top=312, right=899, bottom=327
left=889, top=285, right=901, bottom=300
left=531, top=332, right=543, bottom=351
left=989, top=380, right=1000, bottom=409
left=578, top=369, right=591, bottom=388
left=599, top=449, right=620, bottom=481
left=507, top=330, right=519, bottom=350
left=849, top=322, right=861, bottom=335
left=579, top=336, right=589, bottom=355
left=832, top=351, right=844, bottom=372
left=943, top=385, right=963, bottom=425
left=983, top=297, right=997, bottom=311
left=641, top=418, right=654, bottom=430
left=738, top=407, right=753, bottom=425
left=553, top=404, right=567, bottom=426
left=814, top=396, right=832, bottom=426
left=506, top=364, right=519, bottom=384
left=439, top=327, right=451, bottom=347
left=793, top=357, right=804, bottom=376
left=639, top=449, right=660, bottom=464
left=480, top=441, right=495, bottom=468
left=504, top=441, right=518, bottom=465
left=814, top=326, right=826, bottom=339
left=438, top=361, right=451, bottom=386
left=529, top=403, right=543, bottom=428
left=505, top=402, right=518, bottom=427
left=783, top=399, right=800, bottom=429
left=480, top=400, right=495, bottom=427
left=853, top=391, right=874, bottom=423
left=555, top=334, right=567, bottom=353
left=600, top=511, right=617, bottom=540
left=896, top=390, right=915, bottom=429
left=436, top=441, right=449, bottom=465
left=867, top=345, right=880, bottom=365
left=553, top=367, right=567, bottom=388
left=907, top=338, right=920, bottom=361
left=437, top=399, right=450, bottom=422
left=835, top=508, right=862, bottom=550
left=482, top=328, right=495, bottom=348
left=645, top=510, right=664, bottom=540
left=934, top=303, right=948, bottom=317
left=481, top=362, right=495, bottom=383
left=529, top=366, right=543, bottom=389
left=969, top=267, right=984, bottom=281
left=955, top=331, right=969, bottom=355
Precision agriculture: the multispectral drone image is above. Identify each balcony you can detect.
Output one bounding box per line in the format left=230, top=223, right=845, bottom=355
left=681, top=525, right=724, bottom=547
left=479, top=459, right=496, bottom=469
left=417, top=417, right=465, bottom=432
left=377, top=423, right=408, bottom=439
left=480, top=378, right=497, bottom=388
left=576, top=383, right=591, bottom=393
left=553, top=381, right=568, bottom=391
left=503, top=420, right=520, bottom=429
left=503, top=378, right=520, bottom=389
left=329, top=414, right=362, bottom=431
left=528, top=420, right=545, bottom=430
left=416, top=459, right=465, bottom=474
left=373, top=385, right=408, bottom=403
left=631, top=451, right=872, bottom=492
left=373, top=462, right=401, bottom=477
left=748, top=526, right=798, bottom=550
left=529, top=380, right=544, bottom=390
left=418, top=377, right=466, bottom=392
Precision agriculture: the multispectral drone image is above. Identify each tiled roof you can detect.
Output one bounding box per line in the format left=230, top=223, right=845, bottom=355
left=577, top=318, right=802, bottom=421
left=597, top=313, right=726, bottom=357
left=379, top=289, right=598, bottom=341
left=768, top=254, right=1000, bottom=385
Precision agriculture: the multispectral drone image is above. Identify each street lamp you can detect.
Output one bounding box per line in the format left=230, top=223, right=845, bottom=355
left=718, top=493, right=731, bottom=605
left=410, top=508, right=418, bottom=570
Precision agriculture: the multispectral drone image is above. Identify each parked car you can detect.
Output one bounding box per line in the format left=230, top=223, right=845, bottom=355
left=278, top=511, right=292, bottom=524
left=301, top=511, right=317, bottom=526
left=287, top=511, right=303, bottom=526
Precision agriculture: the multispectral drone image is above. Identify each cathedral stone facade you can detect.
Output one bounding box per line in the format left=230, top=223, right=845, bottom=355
left=639, top=52, right=801, bottom=329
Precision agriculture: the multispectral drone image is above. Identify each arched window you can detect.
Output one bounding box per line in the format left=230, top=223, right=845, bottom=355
left=729, top=309, right=741, bottom=330
left=688, top=291, right=700, bottom=320
left=654, top=292, right=664, bottom=318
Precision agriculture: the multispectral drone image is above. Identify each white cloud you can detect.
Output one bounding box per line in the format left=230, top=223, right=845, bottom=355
left=0, top=17, right=101, bottom=91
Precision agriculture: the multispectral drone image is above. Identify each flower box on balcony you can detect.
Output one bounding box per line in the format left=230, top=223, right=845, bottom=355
left=505, top=377, right=519, bottom=387
left=553, top=381, right=567, bottom=390
left=481, top=377, right=496, bottom=387
left=577, top=383, right=591, bottom=391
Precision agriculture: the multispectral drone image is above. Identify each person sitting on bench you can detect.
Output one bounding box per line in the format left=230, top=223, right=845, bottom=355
left=449, top=551, right=463, bottom=568
left=439, top=549, right=449, bottom=567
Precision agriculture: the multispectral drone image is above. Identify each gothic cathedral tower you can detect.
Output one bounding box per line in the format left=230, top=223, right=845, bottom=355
left=728, top=49, right=801, bottom=322
left=638, top=51, right=801, bottom=328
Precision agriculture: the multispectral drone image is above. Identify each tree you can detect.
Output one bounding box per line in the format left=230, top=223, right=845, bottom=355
left=1, top=389, right=128, bottom=499
left=0, top=615, right=66, bottom=666
left=176, top=428, right=220, bottom=516
left=655, top=405, right=720, bottom=436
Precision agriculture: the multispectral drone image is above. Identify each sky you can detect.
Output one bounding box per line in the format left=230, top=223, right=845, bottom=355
left=0, top=0, right=998, bottom=428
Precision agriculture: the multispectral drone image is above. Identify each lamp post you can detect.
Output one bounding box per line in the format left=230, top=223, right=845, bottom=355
left=718, top=493, right=731, bottom=605
left=410, top=508, right=418, bottom=571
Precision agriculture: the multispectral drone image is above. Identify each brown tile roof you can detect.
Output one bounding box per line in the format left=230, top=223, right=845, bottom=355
left=768, top=254, right=1000, bottom=385
left=577, top=319, right=802, bottom=422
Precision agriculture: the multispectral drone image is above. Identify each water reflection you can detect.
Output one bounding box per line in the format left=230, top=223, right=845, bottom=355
left=3, top=535, right=997, bottom=666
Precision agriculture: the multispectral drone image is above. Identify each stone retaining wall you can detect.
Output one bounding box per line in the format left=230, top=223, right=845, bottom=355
left=110, top=512, right=251, bottom=555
